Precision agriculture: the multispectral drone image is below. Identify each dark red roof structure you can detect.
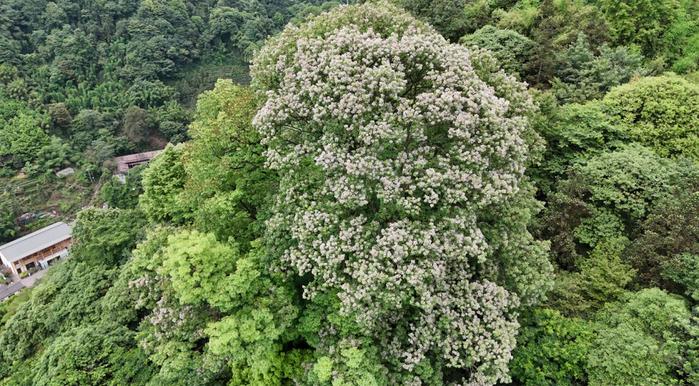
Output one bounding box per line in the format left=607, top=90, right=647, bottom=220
left=114, top=150, right=162, bottom=173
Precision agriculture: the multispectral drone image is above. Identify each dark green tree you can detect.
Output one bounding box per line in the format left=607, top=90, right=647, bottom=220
left=511, top=308, right=594, bottom=386
left=71, top=208, right=146, bottom=266
left=139, top=144, right=191, bottom=224
left=551, top=33, right=646, bottom=103
left=461, top=25, right=535, bottom=77
left=588, top=288, right=697, bottom=385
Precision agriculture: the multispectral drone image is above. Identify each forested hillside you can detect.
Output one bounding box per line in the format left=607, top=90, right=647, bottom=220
left=1, top=0, right=699, bottom=385
left=0, top=0, right=343, bottom=240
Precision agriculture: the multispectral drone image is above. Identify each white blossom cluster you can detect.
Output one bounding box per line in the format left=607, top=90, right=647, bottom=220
left=252, top=4, right=543, bottom=384
left=128, top=275, right=161, bottom=309
left=146, top=295, right=195, bottom=343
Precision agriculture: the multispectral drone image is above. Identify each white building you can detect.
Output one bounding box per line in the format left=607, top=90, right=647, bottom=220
left=0, top=222, right=72, bottom=276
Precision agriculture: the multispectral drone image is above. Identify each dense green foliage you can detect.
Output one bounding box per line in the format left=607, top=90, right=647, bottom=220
left=0, top=0, right=345, bottom=232
left=511, top=308, right=594, bottom=385
left=2, top=0, right=699, bottom=385
left=460, top=25, right=535, bottom=78
left=602, top=75, right=699, bottom=159
left=588, top=289, right=697, bottom=385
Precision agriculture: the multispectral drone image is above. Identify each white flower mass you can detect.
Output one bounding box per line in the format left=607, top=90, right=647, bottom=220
left=252, top=4, right=552, bottom=384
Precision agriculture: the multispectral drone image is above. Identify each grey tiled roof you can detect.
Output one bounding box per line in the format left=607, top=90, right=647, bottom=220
left=0, top=281, right=25, bottom=301
left=0, top=222, right=71, bottom=263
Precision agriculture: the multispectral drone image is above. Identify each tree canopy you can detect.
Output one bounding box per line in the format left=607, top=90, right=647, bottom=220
left=2, top=1, right=699, bottom=385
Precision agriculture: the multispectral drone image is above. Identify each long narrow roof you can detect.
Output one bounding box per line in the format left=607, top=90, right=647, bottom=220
left=0, top=282, right=25, bottom=301
left=114, top=150, right=162, bottom=173
left=0, top=222, right=72, bottom=263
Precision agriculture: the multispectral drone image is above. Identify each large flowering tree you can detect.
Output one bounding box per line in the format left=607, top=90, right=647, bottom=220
left=252, top=3, right=552, bottom=384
